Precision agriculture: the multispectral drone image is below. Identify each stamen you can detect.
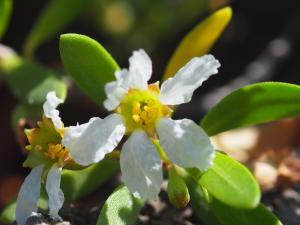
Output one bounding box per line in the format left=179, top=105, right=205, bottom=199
left=45, top=144, right=70, bottom=165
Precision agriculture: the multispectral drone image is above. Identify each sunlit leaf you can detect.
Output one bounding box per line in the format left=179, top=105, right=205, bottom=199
left=201, top=82, right=300, bottom=136
left=212, top=199, right=283, bottom=225
left=60, top=33, right=119, bottom=104
left=199, top=152, right=260, bottom=209
left=0, top=0, right=12, bottom=40
left=163, top=7, right=232, bottom=79
left=23, top=0, right=95, bottom=58
left=97, top=185, right=143, bottom=225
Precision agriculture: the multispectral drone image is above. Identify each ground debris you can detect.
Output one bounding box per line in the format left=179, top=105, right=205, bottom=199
left=20, top=213, right=71, bottom=225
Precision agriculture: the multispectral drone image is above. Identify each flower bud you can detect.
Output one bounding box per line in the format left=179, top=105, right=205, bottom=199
left=167, top=166, right=190, bottom=208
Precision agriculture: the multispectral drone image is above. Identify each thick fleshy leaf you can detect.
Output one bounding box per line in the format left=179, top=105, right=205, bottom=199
left=61, top=158, right=120, bottom=201
left=163, top=7, right=232, bottom=79
left=201, top=82, right=300, bottom=136
left=15, top=165, right=43, bottom=225
left=46, top=164, right=64, bottom=219
left=199, top=152, right=260, bottom=209
left=0, top=47, right=67, bottom=105
left=59, top=33, right=119, bottom=104
left=120, top=130, right=163, bottom=201
left=23, top=0, right=95, bottom=58
left=97, top=185, right=143, bottom=225
left=212, top=199, right=283, bottom=225
left=159, top=55, right=220, bottom=105
left=62, top=114, right=125, bottom=166
left=0, top=0, right=12, bottom=40
left=156, top=118, right=215, bottom=171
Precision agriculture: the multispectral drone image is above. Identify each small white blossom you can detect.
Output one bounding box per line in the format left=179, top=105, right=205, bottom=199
left=62, top=49, right=221, bottom=201
left=16, top=91, right=112, bottom=225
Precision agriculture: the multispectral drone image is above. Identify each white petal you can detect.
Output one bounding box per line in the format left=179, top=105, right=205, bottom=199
left=120, top=130, right=163, bottom=201
left=62, top=114, right=125, bottom=166
left=128, top=49, right=152, bottom=90
left=16, top=165, right=44, bottom=225
left=46, top=163, right=64, bottom=219
left=43, top=91, right=64, bottom=129
left=159, top=55, right=220, bottom=105
left=156, top=118, right=215, bottom=171
left=103, top=74, right=128, bottom=111
left=103, top=50, right=152, bottom=111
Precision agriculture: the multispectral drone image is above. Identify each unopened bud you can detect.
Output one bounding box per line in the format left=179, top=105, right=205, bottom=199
left=167, top=166, right=190, bottom=208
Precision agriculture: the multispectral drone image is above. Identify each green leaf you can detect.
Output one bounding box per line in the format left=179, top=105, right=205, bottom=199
left=163, top=7, right=232, bottom=79
left=61, top=159, right=120, bottom=201
left=0, top=199, right=16, bottom=224
left=212, top=199, right=283, bottom=225
left=201, top=82, right=300, bottom=136
left=199, top=152, right=260, bottom=209
left=0, top=0, right=12, bottom=40
left=97, top=185, right=143, bottom=225
left=60, top=33, right=119, bottom=104
left=1, top=51, right=67, bottom=105
left=23, top=0, right=95, bottom=58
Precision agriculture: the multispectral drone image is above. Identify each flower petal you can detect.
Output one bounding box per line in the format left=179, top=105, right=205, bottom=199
left=43, top=91, right=64, bottom=129
left=62, top=113, right=125, bottom=166
left=128, top=49, right=152, bottom=90
left=159, top=55, right=220, bottom=105
left=16, top=165, right=44, bottom=225
left=104, top=71, right=129, bottom=111
left=103, top=49, right=152, bottom=111
left=156, top=118, right=215, bottom=171
left=46, top=163, right=64, bottom=219
left=120, top=130, right=162, bottom=201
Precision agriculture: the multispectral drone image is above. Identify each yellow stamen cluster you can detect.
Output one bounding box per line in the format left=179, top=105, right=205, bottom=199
left=117, top=82, right=172, bottom=136
left=45, top=144, right=70, bottom=165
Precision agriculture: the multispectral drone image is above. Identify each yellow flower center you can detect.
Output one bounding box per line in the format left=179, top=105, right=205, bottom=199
left=24, top=117, right=76, bottom=168
left=116, top=82, right=172, bottom=136
left=44, top=144, right=71, bottom=165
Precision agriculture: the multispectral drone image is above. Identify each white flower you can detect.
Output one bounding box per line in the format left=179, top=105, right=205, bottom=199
left=62, top=49, right=220, bottom=201
left=16, top=91, right=125, bottom=225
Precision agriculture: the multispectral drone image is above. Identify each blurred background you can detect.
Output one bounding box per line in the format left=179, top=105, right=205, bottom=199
left=1, top=0, right=300, bottom=224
